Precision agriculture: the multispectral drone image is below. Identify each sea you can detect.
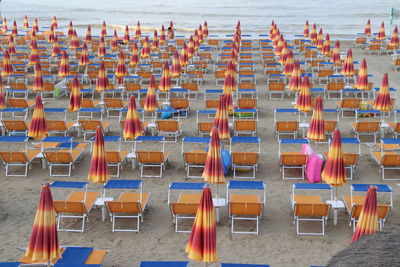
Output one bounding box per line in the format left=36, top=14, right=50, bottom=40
left=0, top=0, right=399, bottom=39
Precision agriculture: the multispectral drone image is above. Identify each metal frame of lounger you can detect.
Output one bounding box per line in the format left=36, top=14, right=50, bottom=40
left=278, top=139, right=310, bottom=180
left=230, top=136, right=261, bottom=179
left=294, top=203, right=330, bottom=236
left=181, top=137, right=210, bottom=178
left=291, top=183, right=333, bottom=209
left=0, top=136, right=31, bottom=177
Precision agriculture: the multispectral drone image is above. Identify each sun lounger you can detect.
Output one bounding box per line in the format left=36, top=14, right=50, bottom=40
left=156, top=120, right=182, bottom=142
left=279, top=151, right=308, bottom=180
left=7, top=98, right=35, bottom=110
left=233, top=120, right=257, bottom=136
left=351, top=121, right=380, bottom=143
left=275, top=121, right=299, bottom=139
left=293, top=203, right=330, bottom=236
left=136, top=150, right=169, bottom=178
left=78, top=120, right=110, bottom=141
left=105, top=150, right=129, bottom=178
left=44, top=150, right=84, bottom=177
left=140, top=261, right=189, bottom=267
left=181, top=137, right=210, bottom=178
left=170, top=98, right=190, bottom=118
left=103, top=98, right=127, bottom=118
left=230, top=136, right=261, bottom=179
left=47, top=120, right=75, bottom=136
left=0, top=150, right=39, bottom=177
left=336, top=98, right=362, bottom=118
left=2, top=120, right=29, bottom=136
left=371, top=151, right=400, bottom=180
left=268, top=82, right=285, bottom=100
left=291, top=183, right=333, bottom=209
left=181, top=82, right=198, bottom=100
left=197, top=122, right=214, bottom=136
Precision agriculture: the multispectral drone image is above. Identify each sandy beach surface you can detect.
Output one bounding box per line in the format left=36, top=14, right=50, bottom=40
left=0, top=39, right=399, bottom=267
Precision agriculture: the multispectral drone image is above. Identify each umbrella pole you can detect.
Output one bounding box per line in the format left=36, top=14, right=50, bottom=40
left=334, top=186, right=338, bottom=225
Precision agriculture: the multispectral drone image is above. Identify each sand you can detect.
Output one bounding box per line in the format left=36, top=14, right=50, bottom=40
left=0, top=40, right=400, bottom=267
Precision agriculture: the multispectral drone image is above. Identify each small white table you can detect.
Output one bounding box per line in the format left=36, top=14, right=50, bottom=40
left=127, top=152, right=137, bottom=170
left=213, top=197, right=226, bottom=223
left=147, top=123, right=157, bottom=136
left=95, top=197, right=114, bottom=221
left=326, top=200, right=345, bottom=225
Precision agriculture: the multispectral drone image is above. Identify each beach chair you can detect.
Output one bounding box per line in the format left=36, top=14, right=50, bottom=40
left=183, top=151, right=208, bottom=179
left=215, top=69, right=226, bottom=86
left=103, top=98, right=127, bottom=118
left=268, top=82, right=285, bottom=100
left=42, top=82, right=56, bottom=99
left=155, top=120, right=182, bottom=142
left=365, top=43, right=382, bottom=55
left=170, top=98, right=190, bottom=118
left=275, top=121, right=299, bottom=139
left=324, top=121, right=338, bottom=137
left=293, top=203, right=330, bottom=236
left=354, top=37, right=367, bottom=48
left=124, top=83, right=142, bottom=98
left=105, top=150, right=129, bottom=178
left=136, top=151, right=169, bottom=178
left=280, top=153, right=308, bottom=180
left=388, top=122, right=400, bottom=138
left=44, top=150, right=84, bottom=177
left=105, top=192, right=150, bottom=232
left=78, top=120, right=110, bottom=141
left=7, top=98, right=35, bottom=110
left=336, top=98, right=362, bottom=118
left=317, top=69, right=334, bottom=84
left=351, top=121, right=380, bottom=143
left=2, top=120, right=29, bottom=136
left=47, top=120, right=75, bottom=136
left=181, top=82, right=198, bottom=100
left=234, top=120, right=257, bottom=136
left=371, top=151, right=400, bottom=180
left=238, top=98, right=257, bottom=109
left=7, top=82, right=29, bottom=99
left=0, top=150, right=39, bottom=176
left=140, top=261, right=189, bottom=267
left=326, top=81, right=344, bottom=99
left=391, top=59, right=400, bottom=72
left=197, top=122, right=213, bottom=136
left=231, top=152, right=259, bottom=179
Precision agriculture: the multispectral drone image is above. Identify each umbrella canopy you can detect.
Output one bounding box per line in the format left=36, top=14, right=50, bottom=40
left=115, top=51, right=127, bottom=84
left=12, top=20, right=18, bottom=37
left=88, top=127, right=110, bottom=184
left=373, top=73, right=392, bottom=112
left=96, top=61, right=109, bottom=92
left=282, top=50, right=295, bottom=76
left=310, top=23, right=317, bottom=43
left=101, top=21, right=107, bottom=39
left=316, top=28, right=324, bottom=49
left=69, top=30, right=80, bottom=49
left=0, top=79, right=6, bottom=110
left=51, top=16, right=58, bottom=30
left=377, top=21, right=385, bottom=40
left=274, top=36, right=285, bottom=56
left=168, top=21, right=174, bottom=39
left=203, top=21, right=209, bottom=38
left=123, top=25, right=130, bottom=44
left=355, top=59, right=369, bottom=90
left=33, top=62, right=44, bottom=93
left=352, top=186, right=379, bottom=242
left=388, top=26, right=399, bottom=49
left=322, top=33, right=331, bottom=55
left=23, top=184, right=60, bottom=264
left=151, top=30, right=159, bottom=51
left=85, top=25, right=92, bottom=44
left=193, top=30, right=200, bottom=51
left=185, top=187, right=217, bottom=263
left=23, top=15, right=29, bottom=29
left=222, top=73, right=235, bottom=113
left=1, top=50, right=13, bottom=77
left=141, top=36, right=150, bottom=59
left=130, top=43, right=139, bottom=68
left=123, top=96, right=143, bottom=141
left=278, top=43, right=289, bottom=64
left=203, top=127, right=225, bottom=184
left=307, top=97, right=325, bottom=141
left=364, top=19, right=371, bottom=36
left=111, top=30, right=119, bottom=52
left=29, top=42, right=39, bottom=65
left=303, top=20, right=309, bottom=37
left=322, top=129, right=346, bottom=186
left=225, top=60, right=237, bottom=76
left=79, top=43, right=89, bottom=67
left=229, top=49, right=238, bottom=66
left=187, top=36, right=195, bottom=58
left=28, top=95, right=48, bottom=140
left=160, top=25, right=166, bottom=46
left=58, top=51, right=70, bottom=78
left=341, top=49, right=354, bottom=76
left=2, top=17, right=7, bottom=32
left=135, top=21, right=141, bottom=39
left=331, top=40, right=341, bottom=64
left=180, top=42, right=189, bottom=67
left=212, top=96, right=230, bottom=139
left=51, top=35, right=60, bottom=57
left=68, top=75, right=82, bottom=112
left=7, top=35, right=16, bottom=55
left=296, top=75, right=312, bottom=112
left=159, top=62, right=171, bottom=92
left=143, top=75, right=158, bottom=112
left=48, top=31, right=55, bottom=44
left=171, top=50, right=182, bottom=77
left=288, top=60, right=301, bottom=92
left=67, top=21, right=74, bottom=38
left=198, top=25, right=204, bottom=43
left=98, top=37, right=106, bottom=58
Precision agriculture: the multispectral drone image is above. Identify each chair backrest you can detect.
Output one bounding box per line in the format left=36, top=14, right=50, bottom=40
left=234, top=120, right=257, bottom=131
left=324, top=120, right=337, bottom=132
left=81, top=98, right=96, bottom=108
left=232, top=152, right=259, bottom=164
left=275, top=121, right=299, bottom=132
left=215, top=69, right=226, bottom=79
left=280, top=154, right=308, bottom=165
left=106, top=201, right=142, bottom=214
left=198, top=122, right=213, bottom=133
left=9, top=82, right=28, bottom=90
left=230, top=202, right=262, bottom=216
left=381, top=154, right=400, bottom=166
left=294, top=203, right=330, bottom=217
left=47, top=120, right=67, bottom=131
left=170, top=98, right=189, bottom=109
left=104, top=98, right=124, bottom=108
left=44, top=151, right=73, bottom=163
left=239, top=82, right=255, bottom=89
left=205, top=100, right=220, bottom=109
left=369, top=44, right=381, bottom=50
left=106, top=151, right=121, bottom=163
left=125, top=83, right=141, bottom=92
left=2, top=120, right=28, bottom=131
left=53, top=200, right=86, bottom=214
left=208, top=39, right=219, bottom=46
left=318, top=69, right=334, bottom=78
left=269, top=82, right=285, bottom=91
left=170, top=203, right=199, bottom=215
left=343, top=153, right=359, bottom=165
left=355, top=122, right=380, bottom=132
left=0, top=151, right=28, bottom=163
left=181, top=82, right=198, bottom=92
left=79, top=120, right=102, bottom=131
left=8, top=98, right=29, bottom=108
left=327, top=82, right=344, bottom=91
left=87, top=70, right=98, bottom=79
left=137, top=71, right=152, bottom=79
left=184, top=152, right=207, bottom=164
left=350, top=204, right=390, bottom=220
left=266, top=69, right=282, bottom=75
left=156, top=120, right=179, bottom=131
left=355, top=37, right=367, bottom=44
left=239, top=70, right=254, bottom=76
left=187, top=70, right=203, bottom=78
left=136, top=151, right=165, bottom=163
left=238, top=98, right=257, bottom=109
left=43, top=82, right=54, bottom=91
left=394, top=59, right=400, bottom=66
left=340, top=98, right=361, bottom=108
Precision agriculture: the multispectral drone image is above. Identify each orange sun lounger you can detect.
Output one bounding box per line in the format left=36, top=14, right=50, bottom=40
left=169, top=193, right=201, bottom=233
left=0, top=150, right=40, bottom=176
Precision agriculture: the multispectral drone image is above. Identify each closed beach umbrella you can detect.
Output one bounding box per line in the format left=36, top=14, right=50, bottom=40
left=96, top=61, right=109, bottom=92
left=225, top=60, right=237, bottom=76
left=377, top=21, right=385, bottom=40
left=278, top=43, right=289, bottom=64
left=185, top=187, right=217, bottom=263
left=355, top=59, right=369, bottom=91
left=8, top=35, right=16, bottom=55
left=141, top=36, right=150, bottom=59
left=0, top=79, right=6, bottom=110
left=180, top=42, right=189, bottom=67
left=31, top=30, right=37, bottom=41
left=88, top=127, right=110, bottom=184
left=123, top=96, right=143, bottom=141
left=316, top=28, right=324, bottom=49
left=68, top=75, right=81, bottom=112
left=115, top=51, right=127, bottom=84
left=23, top=184, right=60, bottom=264
left=67, top=21, right=74, bottom=38
left=310, top=23, right=317, bottom=43
left=364, top=19, right=371, bottom=36
left=203, top=21, right=209, bottom=38
left=79, top=43, right=89, bottom=67
left=51, top=35, right=60, bottom=57
left=193, top=30, right=200, bottom=51
left=198, top=25, right=204, bottom=43
left=168, top=21, right=174, bottom=39
left=289, top=60, right=301, bottom=92
left=222, top=73, right=235, bottom=114
left=187, top=36, right=195, bottom=58
left=51, top=16, right=58, bottom=30
left=275, top=36, right=285, bottom=56
left=123, top=25, right=130, bottom=44
left=135, top=21, right=141, bottom=39
left=373, top=73, right=392, bottom=112
left=159, top=25, right=166, bottom=46
left=322, top=129, right=346, bottom=185
left=33, top=62, right=44, bottom=93
left=28, top=95, right=48, bottom=140
left=58, top=51, right=70, bottom=78
left=352, top=186, right=379, bottom=242
left=159, top=62, right=171, bottom=92
left=143, top=75, right=158, bottom=112
left=23, top=15, right=29, bottom=29
left=307, top=97, right=325, bottom=141
left=322, top=33, right=331, bottom=55
left=304, top=20, right=309, bottom=37
left=12, top=21, right=18, bottom=37
left=130, top=43, right=139, bottom=68
left=388, top=26, right=399, bottom=49
left=1, top=50, right=13, bottom=77
left=282, top=50, right=295, bottom=76
left=170, top=50, right=182, bottom=78
left=29, top=42, right=39, bottom=65
left=2, top=17, right=7, bottom=32
left=48, top=30, right=55, bottom=44
left=229, top=48, right=238, bottom=67
left=111, top=30, right=119, bottom=52
left=341, top=49, right=354, bottom=76
left=85, top=25, right=92, bottom=44
left=203, top=127, right=225, bottom=184
left=101, top=21, right=107, bottom=39
left=151, top=30, right=159, bottom=51
left=331, top=40, right=341, bottom=64
left=212, top=95, right=230, bottom=139
left=69, top=30, right=80, bottom=49
left=98, top=37, right=106, bottom=58
left=296, top=75, right=312, bottom=112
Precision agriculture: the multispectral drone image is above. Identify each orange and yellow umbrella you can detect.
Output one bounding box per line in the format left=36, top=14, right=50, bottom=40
left=225, top=60, right=237, bottom=76
left=341, top=49, right=354, bottom=76
left=229, top=48, right=238, bottom=67
left=101, top=21, right=107, bottom=39
left=8, top=35, right=16, bottom=55
left=307, top=97, right=325, bottom=141
left=2, top=17, right=7, bottom=33
left=364, top=19, right=371, bottom=36
left=123, top=96, right=143, bottom=141
left=79, top=43, right=90, bottom=67
left=88, top=127, right=110, bottom=184
left=193, top=30, right=200, bottom=51
left=33, top=62, right=44, bottom=93
left=31, top=29, right=37, bottom=41
left=51, top=16, right=58, bottom=30
left=355, top=59, right=369, bottom=91
left=67, top=21, right=74, bottom=38
left=373, top=73, right=392, bottom=112
left=289, top=60, right=301, bottom=92
left=85, top=25, right=92, bottom=44
left=51, top=35, right=60, bottom=57
left=212, top=95, right=230, bottom=139
left=23, top=184, right=60, bottom=264
left=135, top=21, right=141, bottom=39
left=0, top=79, right=6, bottom=110
left=69, top=30, right=80, bottom=50
left=203, top=21, right=209, bottom=38
left=12, top=20, right=18, bottom=37
left=151, top=30, right=159, bottom=51
left=96, top=61, right=109, bottom=92
left=130, top=43, right=139, bottom=68
left=322, top=129, right=346, bottom=186
left=388, top=26, right=399, bottom=49
left=160, top=25, right=166, bottom=46
left=296, top=75, right=312, bottom=112
left=331, top=40, right=341, bottom=64
left=304, top=20, right=309, bottom=37
left=310, top=23, right=317, bottom=43
left=274, top=36, right=285, bottom=56
left=322, top=33, right=331, bottom=55
left=180, top=42, right=189, bottom=68
left=377, top=21, right=386, bottom=40
left=1, top=50, right=13, bottom=77
left=282, top=50, right=295, bottom=76
left=28, top=95, right=48, bottom=140
left=168, top=21, right=174, bottom=39
left=23, top=15, right=29, bottom=29
left=115, top=51, right=127, bottom=84
left=198, top=25, right=204, bottom=43
left=29, top=42, right=39, bottom=65
left=279, top=44, right=289, bottom=64
left=185, top=187, right=217, bottom=263
left=352, top=186, right=379, bottom=242
left=187, top=36, right=195, bottom=59
left=171, top=50, right=182, bottom=78
left=203, top=127, right=225, bottom=184
left=123, top=25, right=130, bottom=44
left=98, top=37, right=106, bottom=58
left=159, top=62, right=171, bottom=92
left=111, top=30, right=119, bottom=52
left=316, top=28, right=324, bottom=49
left=141, top=36, right=150, bottom=59
left=143, top=75, right=158, bottom=112
left=68, top=75, right=82, bottom=112
left=58, top=51, right=70, bottom=78
left=48, top=31, right=55, bottom=44
left=222, top=73, right=235, bottom=114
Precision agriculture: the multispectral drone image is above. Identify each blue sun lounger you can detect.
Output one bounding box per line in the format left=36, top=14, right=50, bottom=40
left=0, top=263, right=21, bottom=267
